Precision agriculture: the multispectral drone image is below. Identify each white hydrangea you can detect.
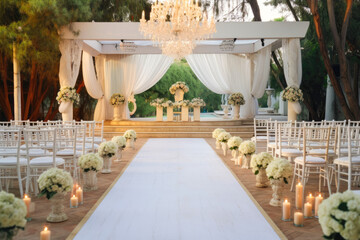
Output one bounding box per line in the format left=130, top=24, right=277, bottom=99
left=78, top=153, right=103, bottom=172
left=98, top=141, right=117, bottom=158
left=112, top=136, right=126, bottom=149
left=217, top=132, right=232, bottom=143
left=239, top=140, right=256, bottom=155
left=123, top=129, right=137, bottom=140
left=266, top=158, right=292, bottom=184
left=212, top=128, right=225, bottom=139
left=38, top=168, right=73, bottom=199
left=0, top=191, right=27, bottom=230
left=250, top=152, right=273, bottom=175
left=227, top=136, right=243, bottom=150
left=318, top=190, right=360, bottom=240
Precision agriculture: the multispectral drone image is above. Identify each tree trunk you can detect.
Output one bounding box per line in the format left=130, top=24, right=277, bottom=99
left=246, top=0, right=261, bottom=21
left=285, top=0, right=300, bottom=21
left=0, top=54, right=13, bottom=120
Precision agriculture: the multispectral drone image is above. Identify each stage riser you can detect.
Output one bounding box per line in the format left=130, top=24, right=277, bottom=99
left=104, top=126, right=253, bottom=133
left=104, top=132, right=254, bottom=139
left=105, top=120, right=253, bottom=127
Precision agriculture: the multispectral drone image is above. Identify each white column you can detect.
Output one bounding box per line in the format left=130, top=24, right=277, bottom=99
left=13, top=43, right=21, bottom=121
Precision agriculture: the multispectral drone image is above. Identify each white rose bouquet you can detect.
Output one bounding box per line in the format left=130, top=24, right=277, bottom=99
left=250, top=152, right=273, bottom=175
left=56, top=86, right=80, bottom=104
left=112, top=136, right=126, bottom=149
left=239, top=141, right=256, bottom=156
left=98, top=141, right=117, bottom=158
left=227, top=136, right=243, bottom=150
left=78, top=153, right=103, bottom=172
left=150, top=98, right=165, bottom=107
left=217, top=132, right=232, bottom=143
left=282, top=86, right=304, bottom=102
left=177, top=100, right=191, bottom=107
left=162, top=100, right=174, bottom=107
left=0, top=191, right=27, bottom=237
left=266, top=158, right=292, bottom=184
left=228, top=93, right=245, bottom=106
left=110, top=93, right=125, bottom=106
left=190, top=98, right=206, bottom=107
left=124, top=129, right=137, bottom=140
left=169, top=81, right=189, bottom=94
left=318, top=190, right=360, bottom=240
left=38, top=168, right=73, bottom=199
left=212, top=128, right=225, bottom=139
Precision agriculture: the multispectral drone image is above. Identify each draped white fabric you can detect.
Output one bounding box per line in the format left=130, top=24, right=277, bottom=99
left=87, top=54, right=172, bottom=120
left=58, top=40, right=83, bottom=115
left=282, top=38, right=302, bottom=114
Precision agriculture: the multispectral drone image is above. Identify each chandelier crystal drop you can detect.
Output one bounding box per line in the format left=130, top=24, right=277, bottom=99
left=140, top=0, right=216, bottom=59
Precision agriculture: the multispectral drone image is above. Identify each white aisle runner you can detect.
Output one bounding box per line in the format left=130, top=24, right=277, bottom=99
left=74, top=139, right=281, bottom=240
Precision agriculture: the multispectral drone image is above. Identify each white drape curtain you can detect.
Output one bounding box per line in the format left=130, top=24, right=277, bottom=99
left=282, top=38, right=302, bottom=114
left=58, top=40, right=83, bottom=115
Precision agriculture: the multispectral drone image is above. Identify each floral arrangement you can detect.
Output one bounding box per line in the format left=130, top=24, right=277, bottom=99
left=38, top=168, right=73, bottom=199
left=190, top=98, right=206, bottom=107
left=97, top=141, right=117, bottom=158
left=212, top=128, right=225, bottom=139
left=266, top=158, right=292, bottom=184
left=318, top=190, right=360, bottom=240
left=169, top=81, right=189, bottom=94
left=110, top=93, right=125, bottom=106
left=250, top=152, right=273, bottom=175
left=150, top=98, right=165, bottom=107
left=123, top=129, right=137, bottom=140
left=78, top=153, right=103, bottom=172
left=282, top=86, right=304, bottom=102
left=112, top=136, right=126, bottom=149
left=228, top=93, right=245, bottom=106
left=239, top=140, right=256, bottom=156
left=177, top=100, right=191, bottom=107
left=217, top=132, right=232, bottom=143
left=227, top=136, right=243, bottom=150
left=162, top=100, right=174, bottom=107
left=56, top=86, right=80, bottom=104
left=0, top=191, right=27, bottom=237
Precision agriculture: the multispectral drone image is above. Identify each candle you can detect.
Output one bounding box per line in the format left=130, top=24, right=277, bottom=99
left=40, top=226, right=51, bottom=240
left=294, top=212, right=304, bottom=227
left=142, top=10, right=145, bottom=20
left=70, top=195, right=78, bottom=208
left=295, top=182, right=303, bottom=209
left=304, top=202, right=313, bottom=218
left=315, top=194, right=324, bottom=217
left=282, top=199, right=291, bottom=221
left=76, top=187, right=83, bottom=205
left=23, top=194, right=31, bottom=219
left=306, top=193, right=315, bottom=209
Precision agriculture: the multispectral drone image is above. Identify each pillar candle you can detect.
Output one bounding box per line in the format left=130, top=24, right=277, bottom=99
left=40, top=226, right=51, bottom=240
left=76, top=187, right=83, bottom=204
left=282, top=199, right=291, bottom=220
left=295, top=182, right=303, bottom=209
left=294, top=212, right=304, bottom=226
left=70, top=195, right=78, bottom=208
left=306, top=193, right=315, bottom=209
left=304, top=202, right=312, bottom=218
left=315, top=194, right=323, bottom=217
left=23, top=194, right=31, bottom=218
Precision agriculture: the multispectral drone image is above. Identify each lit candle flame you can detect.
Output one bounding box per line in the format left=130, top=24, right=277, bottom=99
left=309, top=193, right=312, bottom=197
left=319, top=194, right=322, bottom=197
left=73, top=195, right=76, bottom=198
left=24, top=194, right=28, bottom=199
left=44, top=226, right=48, bottom=231
left=284, top=199, right=288, bottom=203
left=297, top=182, right=301, bottom=186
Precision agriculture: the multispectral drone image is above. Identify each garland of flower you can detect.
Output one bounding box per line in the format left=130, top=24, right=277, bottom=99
left=169, top=81, right=189, bottom=94
left=282, top=86, right=304, bottom=102
left=56, top=86, right=80, bottom=104
left=150, top=98, right=165, bottom=107
left=162, top=100, right=174, bottom=107
left=110, top=93, right=125, bottom=106
left=190, top=98, right=206, bottom=107
left=228, top=93, right=245, bottom=105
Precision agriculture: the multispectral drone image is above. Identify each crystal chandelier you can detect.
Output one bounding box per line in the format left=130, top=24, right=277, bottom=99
left=140, top=0, right=216, bottom=59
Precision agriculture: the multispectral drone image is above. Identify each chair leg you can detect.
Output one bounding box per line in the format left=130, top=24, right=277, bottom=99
left=290, top=163, right=297, bottom=192
left=325, top=167, right=332, bottom=195
left=337, top=165, right=341, bottom=192
left=17, top=168, right=23, bottom=198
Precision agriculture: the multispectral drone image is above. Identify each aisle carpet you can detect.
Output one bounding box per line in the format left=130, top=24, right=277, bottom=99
left=74, top=139, right=281, bottom=240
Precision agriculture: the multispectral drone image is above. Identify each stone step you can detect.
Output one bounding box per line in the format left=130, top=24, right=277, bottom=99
left=104, top=126, right=253, bottom=133
left=104, top=119, right=253, bottom=127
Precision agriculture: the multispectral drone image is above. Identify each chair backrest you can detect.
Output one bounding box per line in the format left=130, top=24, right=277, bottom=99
left=0, top=129, right=22, bottom=161
left=253, top=118, right=268, bottom=138
left=266, top=120, right=277, bottom=144
left=275, top=121, right=299, bottom=152
left=94, top=120, right=104, bottom=140
left=348, top=120, right=360, bottom=127
left=56, top=126, right=78, bottom=155
left=10, top=120, right=30, bottom=126
left=302, top=126, right=331, bottom=162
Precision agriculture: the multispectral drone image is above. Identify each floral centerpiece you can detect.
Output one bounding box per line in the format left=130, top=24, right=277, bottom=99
left=212, top=128, right=226, bottom=149
left=123, top=129, right=137, bottom=140
left=0, top=191, right=27, bottom=239
left=78, top=153, right=103, bottom=172
left=318, top=190, right=360, bottom=240
left=162, top=100, right=174, bottom=107
left=217, top=132, right=232, bottom=156
left=169, top=81, right=189, bottom=94
left=110, top=93, right=125, bottom=106
left=190, top=98, right=206, bottom=107
left=239, top=141, right=256, bottom=156
left=250, top=152, right=273, bottom=188
left=177, top=100, right=191, bottom=107
left=38, top=168, right=73, bottom=199
left=112, top=136, right=126, bottom=150
left=227, top=136, right=243, bottom=161
left=282, top=86, right=304, bottom=102
left=56, top=86, right=80, bottom=104
left=98, top=141, right=117, bottom=158
left=150, top=98, right=165, bottom=107
left=228, top=93, right=246, bottom=105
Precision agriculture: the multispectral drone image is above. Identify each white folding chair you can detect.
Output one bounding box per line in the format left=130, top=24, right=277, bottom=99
left=275, top=123, right=302, bottom=162
left=252, top=118, right=269, bottom=151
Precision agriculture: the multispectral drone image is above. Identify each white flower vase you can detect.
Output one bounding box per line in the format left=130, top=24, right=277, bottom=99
left=221, top=142, right=228, bottom=156
left=174, top=89, right=184, bottom=102
left=126, top=138, right=135, bottom=150
left=47, top=193, right=68, bottom=222
left=269, top=179, right=284, bottom=206
left=114, top=148, right=123, bottom=162
left=231, top=149, right=238, bottom=161
left=193, top=106, right=201, bottom=121
left=61, top=101, right=73, bottom=121
left=102, top=156, right=112, bottom=174
left=113, top=105, right=122, bottom=121
left=287, top=101, right=297, bottom=122
left=235, top=154, right=242, bottom=165
left=181, top=106, right=189, bottom=122
left=256, top=168, right=269, bottom=188
left=156, top=106, right=163, bottom=121
left=215, top=139, right=220, bottom=149
left=241, top=154, right=251, bottom=169
left=167, top=107, right=174, bottom=121
left=232, top=105, right=240, bottom=120
left=83, top=171, right=98, bottom=191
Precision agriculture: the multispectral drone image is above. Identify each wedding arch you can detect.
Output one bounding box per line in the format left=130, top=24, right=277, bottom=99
left=57, top=22, right=308, bottom=121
